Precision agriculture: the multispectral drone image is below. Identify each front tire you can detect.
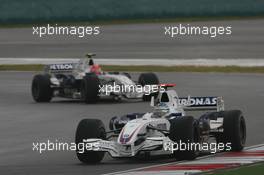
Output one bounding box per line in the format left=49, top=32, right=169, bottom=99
left=75, top=119, right=106, bottom=164
left=138, top=73, right=159, bottom=101
left=31, top=74, right=53, bottom=102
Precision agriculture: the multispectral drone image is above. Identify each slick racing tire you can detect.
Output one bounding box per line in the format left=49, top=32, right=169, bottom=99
left=31, top=74, right=53, bottom=102
left=138, top=73, right=159, bottom=101
left=75, top=119, right=106, bottom=164
left=169, top=116, right=200, bottom=160
left=216, top=110, right=246, bottom=151
left=81, top=74, right=100, bottom=103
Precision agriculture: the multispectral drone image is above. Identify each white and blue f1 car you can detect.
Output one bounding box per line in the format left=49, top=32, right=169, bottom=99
left=75, top=84, right=246, bottom=163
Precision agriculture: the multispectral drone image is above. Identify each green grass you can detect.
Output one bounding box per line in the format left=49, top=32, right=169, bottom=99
left=0, top=64, right=44, bottom=71
left=101, top=65, right=264, bottom=73
left=209, top=162, right=264, bottom=175
left=1, top=64, right=264, bottom=73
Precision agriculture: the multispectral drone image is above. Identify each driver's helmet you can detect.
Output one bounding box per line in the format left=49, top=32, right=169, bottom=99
left=89, top=59, right=94, bottom=66
left=90, top=64, right=101, bottom=75
left=88, top=59, right=101, bottom=75
left=153, top=102, right=169, bottom=117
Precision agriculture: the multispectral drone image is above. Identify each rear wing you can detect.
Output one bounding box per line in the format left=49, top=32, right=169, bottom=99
left=44, top=63, right=76, bottom=74
left=179, top=96, right=224, bottom=112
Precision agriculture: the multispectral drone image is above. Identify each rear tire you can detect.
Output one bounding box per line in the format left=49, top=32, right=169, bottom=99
left=169, top=116, right=199, bottom=160
left=81, top=74, right=100, bottom=103
left=138, top=73, right=159, bottom=101
left=75, top=119, right=106, bottom=164
left=31, top=74, right=53, bottom=102
left=217, top=110, right=246, bottom=151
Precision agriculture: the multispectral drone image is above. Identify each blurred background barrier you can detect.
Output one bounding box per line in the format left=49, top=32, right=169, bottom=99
left=0, top=0, right=264, bottom=24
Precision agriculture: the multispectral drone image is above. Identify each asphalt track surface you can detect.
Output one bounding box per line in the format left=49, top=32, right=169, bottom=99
left=0, top=19, right=264, bottom=59
left=0, top=71, right=263, bottom=175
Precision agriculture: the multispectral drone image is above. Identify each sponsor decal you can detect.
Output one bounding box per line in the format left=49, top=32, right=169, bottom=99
left=123, top=134, right=130, bottom=138
left=179, top=96, right=217, bottom=107
left=49, top=64, right=73, bottom=70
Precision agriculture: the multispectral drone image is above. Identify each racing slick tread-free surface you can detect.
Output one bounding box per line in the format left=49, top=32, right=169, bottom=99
left=75, top=119, right=106, bottom=164
left=220, top=110, right=247, bottom=151
left=81, top=74, right=100, bottom=104
left=31, top=74, right=53, bottom=102
left=169, top=116, right=199, bottom=160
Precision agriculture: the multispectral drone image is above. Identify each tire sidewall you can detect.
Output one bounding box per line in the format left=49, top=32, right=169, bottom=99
left=31, top=74, right=52, bottom=102
left=75, top=119, right=106, bottom=164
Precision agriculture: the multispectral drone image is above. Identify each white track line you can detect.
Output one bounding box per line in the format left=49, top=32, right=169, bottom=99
left=1, top=58, right=264, bottom=67
left=102, top=144, right=264, bottom=175
left=102, top=153, right=227, bottom=175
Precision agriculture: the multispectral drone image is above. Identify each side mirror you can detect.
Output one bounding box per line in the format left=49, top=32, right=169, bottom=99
left=150, top=96, right=155, bottom=107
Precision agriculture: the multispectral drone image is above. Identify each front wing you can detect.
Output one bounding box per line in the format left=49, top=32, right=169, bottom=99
left=80, top=137, right=171, bottom=157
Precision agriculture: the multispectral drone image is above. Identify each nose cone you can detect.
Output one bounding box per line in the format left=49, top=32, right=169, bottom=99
left=118, top=122, right=142, bottom=144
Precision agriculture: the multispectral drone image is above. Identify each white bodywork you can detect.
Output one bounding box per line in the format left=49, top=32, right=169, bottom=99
left=97, top=74, right=144, bottom=99
left=81, top=88, right=225, bottom=157
left=44, top=58, right=148, bottom=99
left=87, top=114, right=171, bottom=157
